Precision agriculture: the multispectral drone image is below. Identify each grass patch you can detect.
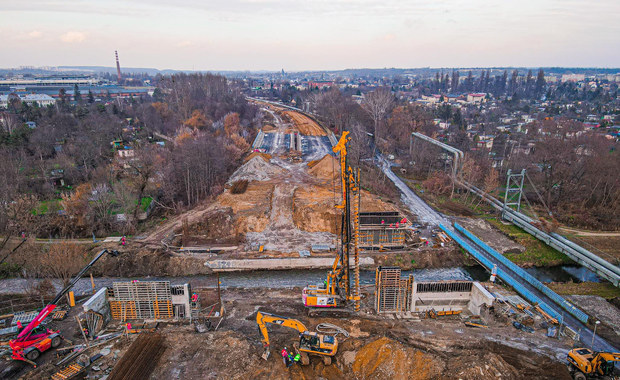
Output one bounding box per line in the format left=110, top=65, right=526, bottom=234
left=487, top=218, right=573, bottom=267
left=32, top=199, right=63, bottom=215
left=547, top=282, right=620, bottom=300
left=140, top=196, right=153, bottom=212
left=398, top=175, right=492, bottom=217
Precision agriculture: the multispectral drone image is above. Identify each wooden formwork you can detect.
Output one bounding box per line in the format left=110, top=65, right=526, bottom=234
left=109, top=281, right=174, bottom=320
left=375, top=267, right=413, bottom=313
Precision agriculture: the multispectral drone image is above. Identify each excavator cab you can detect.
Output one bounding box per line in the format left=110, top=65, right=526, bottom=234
left=299, top=331, right=337, bottom=355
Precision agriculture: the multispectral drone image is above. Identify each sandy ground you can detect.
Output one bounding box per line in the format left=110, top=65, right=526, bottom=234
left=145, top=108, right=411, bottom=256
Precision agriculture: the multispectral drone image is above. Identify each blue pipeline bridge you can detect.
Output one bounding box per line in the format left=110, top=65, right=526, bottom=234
left=440, top=222, right=618, bottom=353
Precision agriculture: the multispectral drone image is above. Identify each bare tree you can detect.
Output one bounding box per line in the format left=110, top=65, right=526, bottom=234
left=361, top=88, right=394, bottom=155
left=126, top=146, right=161, bottom=221
left=40, top=243, right=89, bottom=287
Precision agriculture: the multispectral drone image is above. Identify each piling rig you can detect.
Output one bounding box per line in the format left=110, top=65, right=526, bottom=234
left=302, top=131, right=362, bottom=311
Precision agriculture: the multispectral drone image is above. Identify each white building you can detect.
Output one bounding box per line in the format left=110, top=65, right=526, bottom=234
left=466, top=93, right=486, bottom=104
left=0, top=94, right=56, bottom=108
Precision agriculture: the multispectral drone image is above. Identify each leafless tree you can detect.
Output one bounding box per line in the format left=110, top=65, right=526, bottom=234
left=361, top=88, right=394, bottom=155
left=40, top=242, right=89, bottom=287
left=126, top=146, right=161, bottom=220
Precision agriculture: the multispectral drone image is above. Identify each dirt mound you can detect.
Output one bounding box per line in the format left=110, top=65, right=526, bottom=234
left=217, top=182, right=273, bottom=234
left=351, top=337, right=443, bottom=379
left=293, top=186, right=339, bottom=233
left=228, top=156, right=284, bottom=184
left=308, top=154, right=339, bottom=180
left=244, top=151, right=272, bottom=163
left=174, top=207, right=239, bottom=245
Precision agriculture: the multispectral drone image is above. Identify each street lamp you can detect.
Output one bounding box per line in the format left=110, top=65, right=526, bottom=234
left=591, top=320, right=600, bottom=349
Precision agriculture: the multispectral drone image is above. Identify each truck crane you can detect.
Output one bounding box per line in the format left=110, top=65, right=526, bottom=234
left=256, top=311, right=338, bottom=365
left=566, top=348, right=620, bottom=380
left=302, top=131, right=362, bottom=311
left=10, top=249, right=119, bottom=366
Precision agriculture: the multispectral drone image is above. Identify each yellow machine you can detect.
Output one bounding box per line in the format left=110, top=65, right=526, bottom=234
left=302, top=131, right=362, bottom=311
left=426, top=309, right=462, bottom=319
left=566, top=348, right=620, bottom=380
left=256, top=311, right=338, bottom=365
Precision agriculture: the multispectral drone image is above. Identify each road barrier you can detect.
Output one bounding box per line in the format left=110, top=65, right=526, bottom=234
left=440, top=224, right=564, bottom=324
left=453, top=222, right=589, bottom=324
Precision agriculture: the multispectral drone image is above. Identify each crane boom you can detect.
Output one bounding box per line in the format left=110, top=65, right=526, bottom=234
left=14, top=249, right=118, bottom=342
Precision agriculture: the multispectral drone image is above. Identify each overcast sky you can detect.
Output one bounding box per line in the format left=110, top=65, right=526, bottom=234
left=1, top=0, right=619, bottom=71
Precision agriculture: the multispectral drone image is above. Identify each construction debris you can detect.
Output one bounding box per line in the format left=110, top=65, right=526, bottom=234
left=52, top=310, right=68, bottom=321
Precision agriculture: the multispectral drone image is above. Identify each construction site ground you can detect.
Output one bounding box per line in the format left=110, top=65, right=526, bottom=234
left=6, top=286, right=579, bottom=380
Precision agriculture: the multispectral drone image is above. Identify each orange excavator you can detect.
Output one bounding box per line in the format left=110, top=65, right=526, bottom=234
left=256, top=311, right=338, bottom=365
left=10, top=249, right=119, bottom=366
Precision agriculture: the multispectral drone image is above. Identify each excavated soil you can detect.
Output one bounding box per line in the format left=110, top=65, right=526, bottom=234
left=281, top=110, right=326, bottom=136
left=227, top=156, right=285, bottom=184
left=150, top=288, right=573, bottom=380
left=167, top=152, right=410, bottom=253
left=308, top=154, right=340, bottom=181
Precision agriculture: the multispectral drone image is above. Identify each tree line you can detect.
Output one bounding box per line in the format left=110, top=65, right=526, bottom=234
left=0, top=73, right=259, bottom=239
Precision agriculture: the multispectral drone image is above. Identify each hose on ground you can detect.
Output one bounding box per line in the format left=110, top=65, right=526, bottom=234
left=316, top=323, right=349, bottom=339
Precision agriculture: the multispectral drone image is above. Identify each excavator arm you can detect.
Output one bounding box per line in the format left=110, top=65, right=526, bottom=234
left=256, top=311, right=308, bottom=359
left=594, top=352, right=620, bottom=376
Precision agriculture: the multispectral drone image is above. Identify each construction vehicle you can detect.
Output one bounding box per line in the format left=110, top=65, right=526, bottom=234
left=426, top=309, right=462, bottom=319
left=10, top=249, right=119, bottom=366
left=256, top=311, right=338, bottom=365
left=566, top=348, right=620, bottom=380
left=302, top=131, right=362, bottom=311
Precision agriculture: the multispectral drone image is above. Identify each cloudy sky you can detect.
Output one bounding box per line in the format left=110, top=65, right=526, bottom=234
left=1, top=0, right=618, bottom=71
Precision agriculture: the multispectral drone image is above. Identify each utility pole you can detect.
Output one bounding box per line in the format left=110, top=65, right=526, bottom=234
left=591, top=320, right=600, bottom=349
left=503, top=169, right=526, bottom=216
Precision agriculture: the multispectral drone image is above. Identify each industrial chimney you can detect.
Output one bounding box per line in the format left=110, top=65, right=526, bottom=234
left=115, top=51, right=122, bottom=83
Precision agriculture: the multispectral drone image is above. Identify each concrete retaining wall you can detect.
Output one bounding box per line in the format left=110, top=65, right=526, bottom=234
left=83, top=287, right=111, bottom=325
left=469, top=282, right=495, bottom=315
left=205, top=257, right=374, bottom=272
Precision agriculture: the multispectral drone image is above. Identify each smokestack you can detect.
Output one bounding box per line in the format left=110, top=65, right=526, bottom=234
left=115, top=50, right=122, bottom=83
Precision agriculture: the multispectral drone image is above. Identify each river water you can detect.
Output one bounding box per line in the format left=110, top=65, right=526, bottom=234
left=0, top=264, right=601, bottom=297
left=0, top=267, right=477, bottom=297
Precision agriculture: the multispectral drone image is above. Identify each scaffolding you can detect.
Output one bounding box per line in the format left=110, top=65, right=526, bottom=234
left=359, top=212, right=408, bottom=250
left=374, top=267, right=413, bottom=313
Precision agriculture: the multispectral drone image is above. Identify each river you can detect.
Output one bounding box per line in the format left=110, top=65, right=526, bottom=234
left=0, top=264, right=601, bottom=297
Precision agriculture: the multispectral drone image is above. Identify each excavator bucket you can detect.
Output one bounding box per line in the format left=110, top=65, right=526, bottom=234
left=261, top=348, right=270, bottom=361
